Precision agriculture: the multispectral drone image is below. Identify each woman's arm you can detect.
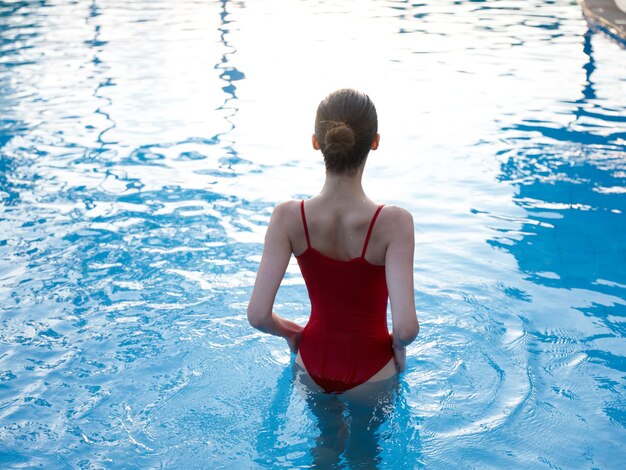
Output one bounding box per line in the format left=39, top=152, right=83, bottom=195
left=385, top=207, right=419, bottom=372
left=247, top=202, right=303, bottom=353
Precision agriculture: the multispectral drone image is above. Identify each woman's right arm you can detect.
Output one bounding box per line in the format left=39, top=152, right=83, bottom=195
left=247, top=202, right=303, bottom=353
left=385, top=207, right=419, bottom=372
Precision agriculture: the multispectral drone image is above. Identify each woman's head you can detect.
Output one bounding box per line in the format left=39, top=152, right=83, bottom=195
left=314, top=89, right=378, bottom=174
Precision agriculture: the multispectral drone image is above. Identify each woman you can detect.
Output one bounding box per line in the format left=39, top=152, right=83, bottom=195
left=247, top=88, right=419, bottom=395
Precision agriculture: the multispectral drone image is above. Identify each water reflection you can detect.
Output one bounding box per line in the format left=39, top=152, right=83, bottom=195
left=494, top=28, right=625, bottom=297
left=214, top=0, right=245, bottom=167
left=87, top=1, right=117, bottom=158
left=490, top=27, right=626, bottom=431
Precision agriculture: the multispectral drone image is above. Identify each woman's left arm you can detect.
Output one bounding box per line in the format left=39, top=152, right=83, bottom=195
left=247, top=202, right=303, bottom=353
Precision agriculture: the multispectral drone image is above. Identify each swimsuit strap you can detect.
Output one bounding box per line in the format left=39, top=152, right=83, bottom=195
left=361, top=205, right=385, bottom=258
left=300, top=200, right=311, bottom=249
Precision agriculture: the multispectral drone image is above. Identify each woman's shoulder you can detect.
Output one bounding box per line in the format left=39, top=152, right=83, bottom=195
left=377, top=205, right=414, bottom=244
left=379, top=204, right=413, bottom=225
left=272, top=199, right=301, bottom=216
left=268, top=200, right=303, bottom=228
left=377, top=205, right=414, bottom=251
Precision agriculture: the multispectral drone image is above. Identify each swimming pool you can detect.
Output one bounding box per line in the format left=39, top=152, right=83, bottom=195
left=1, top=0, right=625, bottom=467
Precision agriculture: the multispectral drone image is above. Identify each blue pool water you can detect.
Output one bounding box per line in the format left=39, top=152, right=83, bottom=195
left=1, top=0, right=625, bottom=468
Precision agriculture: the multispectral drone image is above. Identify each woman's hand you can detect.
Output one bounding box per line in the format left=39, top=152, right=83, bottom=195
left=286, top=326, right=304, bottom=354
left=393, top=344, right=406, bottom=372
left=390, top=332, right=407, bottom=372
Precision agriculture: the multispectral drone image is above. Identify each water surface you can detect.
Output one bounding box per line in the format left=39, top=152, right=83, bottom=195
left=1, top=0, right=625, bottom=468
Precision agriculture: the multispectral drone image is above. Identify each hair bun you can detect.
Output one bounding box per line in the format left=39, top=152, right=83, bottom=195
left=324, top=122, right=355, bottom=158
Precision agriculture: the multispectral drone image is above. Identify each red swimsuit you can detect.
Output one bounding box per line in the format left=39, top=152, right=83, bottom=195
left=296, top=200, right=394, bottom=393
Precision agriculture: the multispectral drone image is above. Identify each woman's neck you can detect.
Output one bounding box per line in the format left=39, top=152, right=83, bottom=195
left=319, top=167, right=367, bottom=202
